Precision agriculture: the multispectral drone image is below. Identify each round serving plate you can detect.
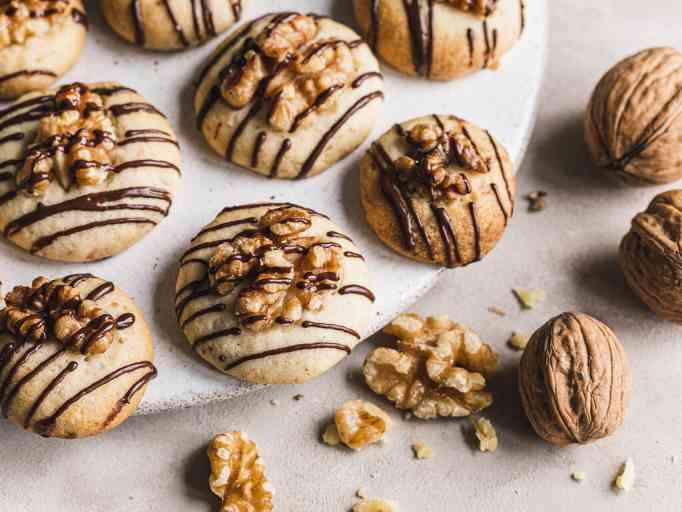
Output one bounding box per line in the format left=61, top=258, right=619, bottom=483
left=0, top=0, right=547, bottom=414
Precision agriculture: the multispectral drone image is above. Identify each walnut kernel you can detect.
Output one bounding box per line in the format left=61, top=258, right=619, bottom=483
left=352, top=499, right=397, bottom=512
left=207, top=432, right=274, bottom=512
left=513, top=288, right=545, bottom=310
left=613, top=458, right=635, bottom=492
left=471, top=416, right=498, bottom=452
left=334, top=400, right=390, bottom=450
left=322, top=423, right=341, bottom=446
left=363, top=314, right=498, bottom=420
left=519, top=313, right=631, bottom=446
left=412, top=441, right=433, bottom=460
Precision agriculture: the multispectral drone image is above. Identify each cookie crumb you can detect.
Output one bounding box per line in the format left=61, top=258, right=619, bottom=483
left=508, top=332, right=529, bottom=351
left=322, top=424, right=341, bottom=446
left=571, top=471, right=586, bottom=482
left=525, top=191, right=547, bottom=212
left=412, top=441, right=433, bottom=460
left=613, top=458, right=635, bottom=492
left=471, top=417, right=498, bottom=452
left=513, top=288, right=546, bottom=310
left=488, top=306, right=507, bottom=317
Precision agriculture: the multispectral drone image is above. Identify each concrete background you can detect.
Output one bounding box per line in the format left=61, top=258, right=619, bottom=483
left=2, top=1, right=682, bottom=510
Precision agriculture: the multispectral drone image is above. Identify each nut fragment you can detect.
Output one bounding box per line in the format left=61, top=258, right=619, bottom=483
left=585, top=47, right=682, bottom=185
left=334, top=400, right=391, bottom=450
left=507, top=332, right=529, bottom=351
left=519, top=313, right=632, bottom=446
left=619, top=190, right=682, bottom=322
left=513, top=288, right=545, bottom=310
left=412, top=441, right=433, bottom=460
left=352, top=499, right=397, bottom=512
left=15, top=83, right=117, bottom=196
left=363, top=314, right=498, bottom=419
left=471, top=417, right=498, bottom=452
left=207, top=432, right=274, bottom=512
left=571, top=471, right=587, bottom=483
left=322, top=423, right=341, bottom=446
left=613, top=458, right=635, bottom=492
left=524, top=191, right=547, bottom=212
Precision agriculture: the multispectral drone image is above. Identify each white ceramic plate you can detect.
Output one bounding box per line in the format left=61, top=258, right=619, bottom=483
left=0, top=0, right=547, bottom=414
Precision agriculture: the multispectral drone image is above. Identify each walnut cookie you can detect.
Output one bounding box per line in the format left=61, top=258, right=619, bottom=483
left=360, top=114, right=515, bottom=267
left=353, top=0, right=526, bottom=80
left=0, top=274, right=157, bottom=439
left=0, top=0, right=87, bottom=100
left=176, top=203, right=375, bottom=384
left=0, top=81, right=181, bottom=262
left=102, top=0, right=245, bottom=51
left=194, top=12, right=384, bottom=179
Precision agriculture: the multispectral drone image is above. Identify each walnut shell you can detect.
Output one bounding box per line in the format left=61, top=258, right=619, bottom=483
left=585, top=47, right=682, bottom=185
left=620, top=190, right=682, bottom=321
left=518, top=313, right=631, bottom=446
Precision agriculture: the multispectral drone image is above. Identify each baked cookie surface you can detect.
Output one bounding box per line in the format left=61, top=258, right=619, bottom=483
left=353, top=0, right=525, bottom=80
left=360, top=114, right=515, bottom=267
left=0, top=274, right=156, bottom=438
left=0, top=0, right=87, bottom=100
left=176, top=203, right=376, bottom=384
left=0, top=81, right=181, bottom=262
left=194, top=12, right=384, bottom=179
left=102, top=0, right=244, bottom=51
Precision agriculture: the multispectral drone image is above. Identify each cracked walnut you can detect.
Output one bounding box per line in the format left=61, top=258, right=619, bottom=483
left=0, top=0, right=71, bottom=47
left=334, top=399, right=391, bottom=450
left=363, top=313, right=498, bottom=419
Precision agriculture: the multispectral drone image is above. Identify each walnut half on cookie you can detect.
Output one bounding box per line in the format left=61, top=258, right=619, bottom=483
left=195, top=12, right=384, bottom=179
left=361, top=115, right=515, bottom=267
left=176, top=203, right=375, bottom=385
left=0, top=274, right=156, bottom=439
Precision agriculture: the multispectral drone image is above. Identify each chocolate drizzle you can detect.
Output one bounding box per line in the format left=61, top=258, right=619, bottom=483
left=0, top=70, right=57, bottom=86
left=402, top=0, right=435, bottom=77
left=270, top=138, right=292, bottom=178
left=161, top=0, right=189, bottom=47
left=301, top=320, right=360, bottom=339
left=224, top=342, right=351, bottom=371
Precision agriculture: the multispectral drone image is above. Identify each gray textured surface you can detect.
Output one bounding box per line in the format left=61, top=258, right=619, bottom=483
left=2, top=1, right=682, bottom=511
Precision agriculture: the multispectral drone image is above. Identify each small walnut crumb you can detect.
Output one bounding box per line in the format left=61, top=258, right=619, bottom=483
left=524, top=191, right=547, bottom=212
left=364, top=314, right=498, bottom=420
left=508, top=332, right=529, bottom=351
left=487, top=306, right=506, bottom=317
left=322, top=423, right=341, bottom=446
left=352, top=498, right=397, bottom=512
left=471, top=417, right=498, bottom=452
left=614, top=458, right=635, bottom=492
left=356, top=488, right=369, bottom=499
left=207, top=432, right=274, bottom=512
left=412, top=441, right=433, bottom=460
left=513, top=288, right=546, bottom=310
left=571, top=471, right=586, bottom=483
left=335, top=400, right=391, bottom=450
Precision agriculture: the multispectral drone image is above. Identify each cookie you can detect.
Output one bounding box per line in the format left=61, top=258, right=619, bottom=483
left=176, top=203, right=376, bottom=384
left=353, top=0, right=526, bottom=80
left=194, top=12, right=384, bottom=179
left=0, top=1, right=87, bottom=100
left=0, top=81, right=181, bottom=262
left=0, top=274, right=156, bottom=438
left=360, top=114, right=515, bottom=267
left=102, top=0, right=244, bottom=51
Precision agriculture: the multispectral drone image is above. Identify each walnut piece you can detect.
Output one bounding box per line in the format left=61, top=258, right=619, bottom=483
left=519, top=313, right=632, bottom=446
left=471, top=417, right=497, bottom=452
left=16, top=83, right=117, bottom=196
left=613, top=458, right=635, bottom=492
left=334, top=400, right=390, bottom=450
left=439, top=0, right=498, bottom=17
left=585, top=47, right=682, bottom=185
left=208, top=206, right=342, bottom=332
left=0, top=276, right=116, bottom=354
left=322, top=423, right=341, bottom=446
left=619, top=190, right=682, bottom=322
left=207, top=432, right=274, bottom=512
left=0, top=1, right=70, bottom=47
left=513, top=288, right=545, bottom=310
left=524, top=191, right=547, bottom=212
left=363, top=313, right=498, bottom=420
left=220, top=14, right=363, bottom=133
left=352, top=499, right=397, bottom=512
left=507, top=332, right=528, bottom=351
left=412, top=441, right=433, bottom=460
left=571, top=471, right=586, bottom=483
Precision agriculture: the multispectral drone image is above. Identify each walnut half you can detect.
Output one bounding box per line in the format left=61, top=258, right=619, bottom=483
left=363, top=314, right=498, bottom=420
left=208, top=432, right=274, bottom=512
left=334, top=400, right=391, bottom=450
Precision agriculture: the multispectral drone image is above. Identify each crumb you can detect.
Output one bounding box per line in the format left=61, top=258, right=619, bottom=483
left=270, top=399, right=279, bottom=406
left=322, top=424, right=341, bottom=446
left=471, top=417, right=498, bottom=452
left=488, top=306, right=507, bottom=317
left=352, top=498, right=397, bottom=512
left=513, top=288, right=546, bottom=310
left=356, top=488, right=369, bottom=499
left=508, top=332, right=529, bottom=351
left=571, top=471, right=586, bottom=482
left=525, top=191, right=547, bottom=212
left=412, top=441, right=434, bottom=460
left=613, top=458, right=635, bottom=492
left=293, top=394, right=304, bottom=401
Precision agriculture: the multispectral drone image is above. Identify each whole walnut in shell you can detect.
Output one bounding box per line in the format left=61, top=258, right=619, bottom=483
left=620, top=190, right=682, bottom=321
left=519, top=313, right=631, bottom=446
left=585, top=47, right=682, bottom=185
